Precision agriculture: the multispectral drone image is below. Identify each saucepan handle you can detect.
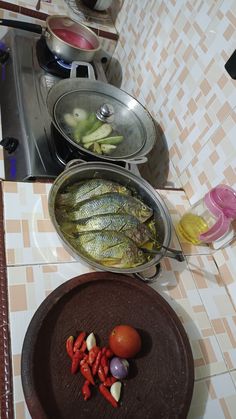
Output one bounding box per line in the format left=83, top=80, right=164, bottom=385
left=70, top=61, right=96, bottom=79
left=65, top=159, right=86, bottom=170
left=133, top=264, right=162, bottom=283
left=124, top=156, right=148, bottom=165
left=0, top=19, right=42, bottom=34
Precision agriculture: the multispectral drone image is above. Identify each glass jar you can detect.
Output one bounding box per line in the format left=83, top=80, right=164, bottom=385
left=177, top=185, right=236, bottom=250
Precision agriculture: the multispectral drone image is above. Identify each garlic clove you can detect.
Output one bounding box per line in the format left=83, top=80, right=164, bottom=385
left=110, top=381, right=122, bottom=402
left=86, top=332, right=96, bottom=351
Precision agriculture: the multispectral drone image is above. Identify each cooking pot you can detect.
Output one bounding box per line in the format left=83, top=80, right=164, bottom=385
left=46, top=75, right=157, bottom=165
left=48, top=160, right=184, bottom=282
left=0, top=16, right=100, bottom=63
left=81, top=0, right=113, bottom=10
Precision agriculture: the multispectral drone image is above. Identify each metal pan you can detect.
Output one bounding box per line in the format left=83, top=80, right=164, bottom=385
left=0, top=15, right=101, bottom=63
left=46, top=76, right=157, bottom=164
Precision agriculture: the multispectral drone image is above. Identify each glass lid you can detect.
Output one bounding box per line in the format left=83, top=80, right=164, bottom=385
left=53, top=89, right=147, bottom=159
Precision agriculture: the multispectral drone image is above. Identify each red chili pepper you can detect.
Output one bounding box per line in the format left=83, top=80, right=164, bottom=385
left=88, top=346, right=100, bottom=366
left=71, top=350, right=83, bottom=374
left=66, top=336, right=74, bottom=359
left=101, top=355, right=109, bottom=377
left=92, top=350, right=102, bottom=376
left=82, top=380, right=91, bottom=401
left=73, top=332, right=86, bottom=352
left=80, top=362, right=95, bottom=385
left=80, top=353, right=89, bottom=365
left=103, top=376, right=117, bottom=387
left=98, top=364, right=106, bottom=382
left=99, top=384, right=118, bottom=408
left=80, top=340, right=87, bottom=353
left=101, top=346, right=107, bottom=355
left=105, top=348, right=114, bottom=359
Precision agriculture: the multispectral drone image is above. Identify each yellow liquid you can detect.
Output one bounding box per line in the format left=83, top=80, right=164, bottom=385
left=176, top=213, right=209, bottom=244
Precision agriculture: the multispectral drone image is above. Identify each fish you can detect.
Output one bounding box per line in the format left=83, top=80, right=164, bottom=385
left=67, top=230, right=147, bottom=268
left=59, top=193, right=153, bottom=223
left=56, top=178, right=131, bottom=207
left=60, top=213, right=155, bottom=246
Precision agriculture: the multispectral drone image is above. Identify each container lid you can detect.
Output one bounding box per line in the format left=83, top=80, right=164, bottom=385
left=48, top=78, right=156, bottom=162
left=204, top=184, right=236, bottom=219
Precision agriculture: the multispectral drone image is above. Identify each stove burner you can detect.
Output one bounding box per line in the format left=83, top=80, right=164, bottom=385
left=56, top=59, right=72, bottom=70
left=36, top=37, right=71, bottom=78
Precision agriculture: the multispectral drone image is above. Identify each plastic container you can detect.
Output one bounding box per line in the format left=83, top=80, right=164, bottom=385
left=177, top=185, right=236, bottom=249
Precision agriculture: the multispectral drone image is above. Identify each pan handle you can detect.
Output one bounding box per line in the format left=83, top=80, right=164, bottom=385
left=125, top=156, right=148, bottom=166
left=0, top=19, right=42, bottom=34
left=133, top=264, right=162, bottom=283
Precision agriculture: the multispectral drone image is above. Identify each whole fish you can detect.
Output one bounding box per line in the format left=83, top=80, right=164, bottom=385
left=67, top=230, right=146, bottom=268
left=60, top=193, right=153, bottom=223
left=60, top=213, right=154, bottom=246
left=56, top=178, right=131, bottom=207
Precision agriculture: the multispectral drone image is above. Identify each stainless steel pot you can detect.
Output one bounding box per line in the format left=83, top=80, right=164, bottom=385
left=46, top=77, right=157, bottom=165
left=0, top=16, right=100, bottom=63
left=48, top=161, right=180, bottom=282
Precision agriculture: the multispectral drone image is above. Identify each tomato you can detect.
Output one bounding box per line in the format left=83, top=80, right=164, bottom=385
left=108, top=325, right=141, bottom=358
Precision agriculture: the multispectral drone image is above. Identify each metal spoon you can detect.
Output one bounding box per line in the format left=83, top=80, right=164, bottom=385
left=142, top=245, right=185, bottom=262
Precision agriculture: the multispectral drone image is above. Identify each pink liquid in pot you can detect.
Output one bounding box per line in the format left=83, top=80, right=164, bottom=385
left=53, top=28, right=94, bottom=50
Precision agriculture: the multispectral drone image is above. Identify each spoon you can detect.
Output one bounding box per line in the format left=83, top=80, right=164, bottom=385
left=142, top=245, right=185, bottom=262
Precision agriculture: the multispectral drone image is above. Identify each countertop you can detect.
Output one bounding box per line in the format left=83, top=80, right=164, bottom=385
left=1, top=181, right=236, bottom=418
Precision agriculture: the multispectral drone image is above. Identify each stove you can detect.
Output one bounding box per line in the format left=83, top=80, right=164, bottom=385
left=0, top=28, right=123, bottom=181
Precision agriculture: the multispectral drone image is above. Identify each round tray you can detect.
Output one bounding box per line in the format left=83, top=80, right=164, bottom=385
left=21, top=272, right=194, bottom=418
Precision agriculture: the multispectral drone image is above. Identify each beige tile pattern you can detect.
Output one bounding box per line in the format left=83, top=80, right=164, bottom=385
left=2, top=183, right=236, bottom=418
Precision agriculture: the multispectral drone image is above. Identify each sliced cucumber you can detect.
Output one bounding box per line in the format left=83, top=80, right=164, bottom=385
left=82, top=123, right=113, bottom=144
left=84, top=119, right=103, bottom=137
left=100, top=144, right=117, bottom=154
left=96, top=135, right=124, bottom=145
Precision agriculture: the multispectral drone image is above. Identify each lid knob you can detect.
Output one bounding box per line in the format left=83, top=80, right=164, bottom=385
left=96, top=103, right=114, bottom=122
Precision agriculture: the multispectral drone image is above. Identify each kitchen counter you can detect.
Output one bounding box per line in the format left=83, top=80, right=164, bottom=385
left=1, top=181, right=236, bottom=418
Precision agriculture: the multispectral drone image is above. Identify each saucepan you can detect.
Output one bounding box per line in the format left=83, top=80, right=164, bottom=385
left=0, top=15, right=100, bottom=62
left=46, top=75, right=157, bottom=165
left=48, top=160, right=184, bottom=282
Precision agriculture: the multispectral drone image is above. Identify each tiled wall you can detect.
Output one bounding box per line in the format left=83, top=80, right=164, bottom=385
left=107, top=0, right=236, bottom=297
left=108, top=0, right=236, bottom=200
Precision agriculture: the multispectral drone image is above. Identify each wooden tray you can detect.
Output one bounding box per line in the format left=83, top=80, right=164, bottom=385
left=21, top=272, right=194, bottom=418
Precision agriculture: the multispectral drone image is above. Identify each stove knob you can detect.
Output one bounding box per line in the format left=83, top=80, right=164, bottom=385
left=0, top=137, right=19, bottom=153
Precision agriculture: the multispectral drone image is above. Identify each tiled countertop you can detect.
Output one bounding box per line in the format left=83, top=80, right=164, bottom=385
left=2, top=182, right=236, bottom=418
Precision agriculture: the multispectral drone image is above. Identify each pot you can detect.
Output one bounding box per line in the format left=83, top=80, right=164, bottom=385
left=48, top=160, right=183, bottom=282
left=0, top=16, right=100, bottom=63
left=81, top=0, right=113, bottom=10
left=46, top=76, right=157, bottom=165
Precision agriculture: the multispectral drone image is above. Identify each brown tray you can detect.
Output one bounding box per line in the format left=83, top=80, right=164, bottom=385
left=21, top=271, right=194, bottom=419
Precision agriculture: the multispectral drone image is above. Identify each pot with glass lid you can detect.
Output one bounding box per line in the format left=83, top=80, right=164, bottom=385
left=46, top=67, right=157, bottom=165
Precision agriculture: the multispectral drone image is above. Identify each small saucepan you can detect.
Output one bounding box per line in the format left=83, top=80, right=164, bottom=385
left=0, top=15, right=100, bottom=62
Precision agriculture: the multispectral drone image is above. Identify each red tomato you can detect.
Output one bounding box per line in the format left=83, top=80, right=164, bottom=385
left=108, top=325, right=141, bottom=358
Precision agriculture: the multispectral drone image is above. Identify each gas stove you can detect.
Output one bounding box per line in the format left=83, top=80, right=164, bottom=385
left=0, top=28, right=124, bottom=181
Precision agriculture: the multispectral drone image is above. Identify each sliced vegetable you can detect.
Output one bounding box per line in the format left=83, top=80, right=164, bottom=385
left=63, top=113, right=77, bottom=127
left=86, top=332, right=97, bottom=351
left=97, top=136, right=124, bottom=145
left=73, top=108, right=88, bottom=121
left=82, top=123, right=113, bottom=143
left=100, top=144, right=117, bottom=154
left=110, top=381, right=122, bottom=402
left=84, top=119, right=103, bottom=137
